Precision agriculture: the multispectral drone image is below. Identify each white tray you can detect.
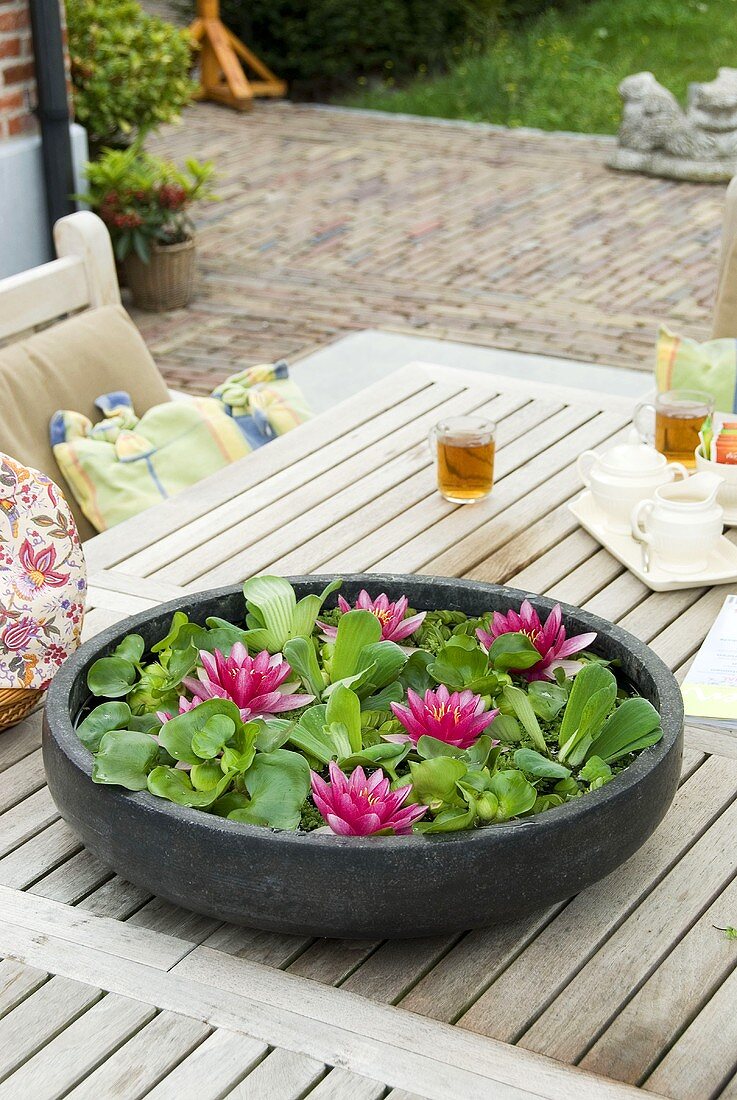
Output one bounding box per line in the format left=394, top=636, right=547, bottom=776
left=568, top=491, right=737, bottom=592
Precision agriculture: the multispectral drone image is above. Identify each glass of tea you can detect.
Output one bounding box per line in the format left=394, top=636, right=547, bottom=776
left=633, top=389, right=713, bottom=470
left=430, top=416, right=496, bottom=503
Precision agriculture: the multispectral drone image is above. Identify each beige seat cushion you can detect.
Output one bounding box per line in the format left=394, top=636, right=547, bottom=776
left=0, top=304, right=171, bottom=541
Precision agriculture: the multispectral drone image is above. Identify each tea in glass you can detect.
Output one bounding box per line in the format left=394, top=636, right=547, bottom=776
left=634, top=389, right=713, bottom=470
left=430, top=416, right=496, bottom=503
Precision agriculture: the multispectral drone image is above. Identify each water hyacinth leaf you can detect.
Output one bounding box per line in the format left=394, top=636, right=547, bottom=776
left=488, top=632, right=542, bottom=672
left=291, top=579, right=343, bottom=638
left=160, top=644, right=198, bottom=690
left=77, top=701, right=131, bottom=752
left=587, top=698, right=662, bottom=763
left=428, top=643, right=499, bottom=694
left=227, top=749, right=311, bottom=830
left=92, top=730, right=159, bottom=790
left=464, top=734, right=495, bottom=768
left=340, top=742, right=410, bottom=774
left=127, top=661, right=178, bottom=715
left=255, top=718, right=294, bottom=753
left=415, top=804, right=477, bottom=833
left=128, top=712, right=163, bottom=735
left=283, top=637, right=325, bottom=697
left=400, top=650, right=435, bottom=695
left=331, top=610, right=382, bottom=682
left=288, top=704, right=334, bottom=764
left=243, top=575, right=297, bottom=650
left=325, top=684, right=362, bottom=753
left=514, top=747, right=571, bottom=780
left=151, top=611, right=189, bottom=653
left=220, top=721, right=259, bottom=773
left=191, top=714, right=236, bottom=760
left=580, top=755, right=613, bottom=788
left=558, top=663, right=617, bottom=751
left=409, top=756, right=467, bottom=806
left=503, top=685, right=547, bottom=753
left=488, top=770, right=537, bottom=820
left=209, top=790, right=249, bottom=816
left=528, top=680, right=568, bottom=721
left=159, top=698, right=242, bottom=766
left=416, top=734, right=465, bottom=760
left=563, top=683, right=618, bottom=766
left=361, top=682, right=404, bottom=712
left=190, top=761, right=224, bottom=791
left=87, top=656, right=138, bottom=698
left=354, top=641, right=407, bottom=696
left=113, top=634, right=145, bottom=665
left=491, top=714, right=525, bottom=742
left=147, top=765, right=234, bottom=807
left=203, top=617, right=251, bottom=652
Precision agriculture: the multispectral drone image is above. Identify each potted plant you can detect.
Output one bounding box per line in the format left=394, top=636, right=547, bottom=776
left=42, top=574, right=683, bottom=937
left=80, top=146, right=217, bottom=311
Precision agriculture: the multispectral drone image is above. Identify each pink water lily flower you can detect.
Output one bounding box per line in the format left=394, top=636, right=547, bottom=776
left=183, top=644, right=314, bottom=721
left=389, top=684, right=498, bottom=749
left=476, top=599, right=597, bottom=682
left=311, top=762, right=426, bottom=836
left=156, top=695, right=200, bottom=725
left=318, top=590, right=426, bottom=643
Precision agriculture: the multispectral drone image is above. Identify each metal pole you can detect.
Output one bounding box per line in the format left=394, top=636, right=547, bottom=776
left=28, top=0, right=75, bottom=252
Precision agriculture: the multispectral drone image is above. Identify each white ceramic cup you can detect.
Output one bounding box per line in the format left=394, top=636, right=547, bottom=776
left=631, top=472, right=724, bottom=574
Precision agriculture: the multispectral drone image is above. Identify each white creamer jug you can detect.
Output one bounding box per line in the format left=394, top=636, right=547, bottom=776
left=631, top=472, right=724, bottom=574
left=577, top=439, right=689, bottom=534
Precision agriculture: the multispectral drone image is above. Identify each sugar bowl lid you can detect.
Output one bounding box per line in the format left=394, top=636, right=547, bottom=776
left=596, top=441, right=666, bottom=477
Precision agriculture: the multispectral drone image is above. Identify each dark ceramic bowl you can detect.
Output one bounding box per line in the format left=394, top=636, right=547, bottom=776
left=43, top=575, right=683, bottom=939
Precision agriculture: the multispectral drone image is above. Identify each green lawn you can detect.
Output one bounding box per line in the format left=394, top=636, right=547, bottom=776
left=341, top=0, right=737, bottom=134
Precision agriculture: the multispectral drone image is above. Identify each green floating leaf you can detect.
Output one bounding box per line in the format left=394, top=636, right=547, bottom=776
left=220, top=721, right=259, bottom=773
left=340, top=742, right=410, bottom=774
left=409, top=756, right=467, bottom=807
left=191, top=714, right=236, bottom=760
left=330, top=610, right=382, bottom=682
left=488, top=632, right=541, bottom=672
left=77, top=701, right=131, bottom=752
left=514, top=747, right=571, bottom=780
left=325, top=684, right=362, bottom=754
left=491, top=714, right=525, bottom=743
left=92, top=730, right=158, bottom=790
left=190, top=761, right=225, bottom=791
left=428, top=641, right=500, bottom=694
left=400, top=650, right=435, bottom=695
left=151, top=611, right=190, bottom=654
left=587, top=698, right=662, bottom=764
left=488, top=770, right=537, bottom=821
left=579, top=755, right=613, bottom=788
left=503, top=685, right=547, bottom=753
left=415, top=804, right=476, bottom=833
left=228, top=749, right=311, bottom=830
left=147, top=765, right=233, bottom=807
left=255, top=718, right=294, bottom=753
left=87, top=656, right=138, bottom=698
left=159, top=698, right=242, bottom=766
left=528, top=680, right=568, bottom=721
left=558, top=663, right=617, bottom=763
left=283, top=636, right=325, bottom=697
left=113, top=634, right=145, bottom=665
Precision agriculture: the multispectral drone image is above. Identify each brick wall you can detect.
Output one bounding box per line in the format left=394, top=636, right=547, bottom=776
left=0, top=0, right=69, bottom=140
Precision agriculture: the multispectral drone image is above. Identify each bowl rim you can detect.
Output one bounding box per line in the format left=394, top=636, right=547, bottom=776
left=44, top=574, right=684, bottom=852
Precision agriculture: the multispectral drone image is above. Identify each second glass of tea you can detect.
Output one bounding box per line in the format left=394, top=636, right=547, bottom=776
left=633, top=389, right=713, bottom=469
left=430, top=415, right=496, bottom=503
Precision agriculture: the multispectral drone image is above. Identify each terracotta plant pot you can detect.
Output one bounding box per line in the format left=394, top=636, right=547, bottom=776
left=43, top=575, right=684, bottom=939
left=123, top=237, right=196, bottom=312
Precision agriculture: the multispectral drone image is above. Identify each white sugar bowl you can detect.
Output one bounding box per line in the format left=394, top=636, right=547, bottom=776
left=577, top=441, right=689, bottom=534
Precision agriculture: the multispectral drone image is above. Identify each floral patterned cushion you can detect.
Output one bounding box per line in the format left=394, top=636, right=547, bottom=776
left=0, top=453, right=86, bottom=691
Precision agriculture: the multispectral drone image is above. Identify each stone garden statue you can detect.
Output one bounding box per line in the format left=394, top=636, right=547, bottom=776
left=609, top=68, right=737, bottom=182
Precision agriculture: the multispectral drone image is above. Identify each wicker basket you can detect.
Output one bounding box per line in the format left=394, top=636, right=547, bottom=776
left=124, top=237, right=196, bottom=312
left=0, top=688, right=41, bottom=732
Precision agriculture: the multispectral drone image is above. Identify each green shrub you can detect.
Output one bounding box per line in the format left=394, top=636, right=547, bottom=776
left=66, top=0, right=196, bottom=145
left=218, top=0, right=500, bottom=94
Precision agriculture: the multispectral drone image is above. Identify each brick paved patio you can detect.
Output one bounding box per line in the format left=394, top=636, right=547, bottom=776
left=135, top=102, right=725, bottom=394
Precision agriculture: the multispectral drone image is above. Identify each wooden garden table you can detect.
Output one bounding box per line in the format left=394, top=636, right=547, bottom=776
left=1, top=362, right=736, bottom=1099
